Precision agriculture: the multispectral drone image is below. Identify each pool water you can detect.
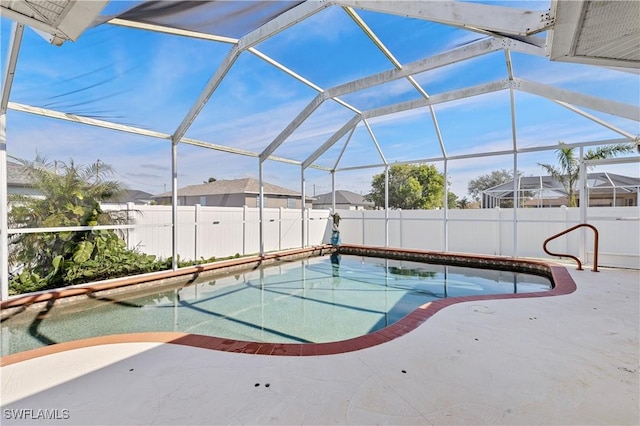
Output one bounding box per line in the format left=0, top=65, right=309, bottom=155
left=0, top=255, right=551, bottom=355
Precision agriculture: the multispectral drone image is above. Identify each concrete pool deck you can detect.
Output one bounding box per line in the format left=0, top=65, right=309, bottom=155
left=1, top=265, right=638, bottom=425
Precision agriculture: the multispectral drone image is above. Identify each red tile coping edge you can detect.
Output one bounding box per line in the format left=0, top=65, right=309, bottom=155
left=0, top=245, right=577, bottom=366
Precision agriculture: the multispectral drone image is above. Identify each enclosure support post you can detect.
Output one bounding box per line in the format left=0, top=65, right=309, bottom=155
left=506, top=49, right=519, bottom=259
left=384, top=165, right=389, bottom=247
left=579, top=146, right=587, bottom=263
left=301, top=166, right=306, bottom=249
left=0, top=23, right=25, bottom=301
left=171, top=140, right=178, bottom=270
left=443, top=159, right=449, bottom=252
left=259, top=160, right=264, bottom=256
left=0, top=114, right=8, bottom=301
left=512, top=153, right=518, bottom=258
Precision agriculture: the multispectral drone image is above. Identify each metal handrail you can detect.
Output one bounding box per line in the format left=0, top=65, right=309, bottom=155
left=543, top=223, right=599, bottom=272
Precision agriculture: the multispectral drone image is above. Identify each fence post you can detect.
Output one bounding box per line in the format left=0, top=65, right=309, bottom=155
left=194, top=204, right=201, bottom=260
left=399, top=209, right=403, bottom=248
left=126, top=202, right=134, bottom=250
left=243, top=205, right=248, bottom=256
left=279, top=207, right=283, bottom=251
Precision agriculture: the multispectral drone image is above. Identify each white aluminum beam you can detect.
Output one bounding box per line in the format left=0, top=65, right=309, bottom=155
left=260, top=93, right=326, bottom=161
left=584, top=156, right=640, bottom=167
left=239, top=1, right=331, bottom=49
left=248, top=48, right=322, bottom=92
left=515, top=78, right=640, bottom=121
left=552, top=101, right=637, bottom=140
left=327, top=38, right=503, bottom=98
left=172, top=45, right=241, bottom=144
left=364, top=80, right=510, bottom=119
left=333, top=137, right=634, bottom=172
left=333, top=1, right=553, bottom=36
left=333, top=125, right=357, bottom=170
left=107, top=18, right=239, bottom=44
left=303, top=115, right=361, bottom=169
left=8, top=102, right=314, bottom=168
left=0, top=24, right=24, bottom=114
left=363, top=119, right=387, bottom=165
left=9, top=102, right=171, bottom=140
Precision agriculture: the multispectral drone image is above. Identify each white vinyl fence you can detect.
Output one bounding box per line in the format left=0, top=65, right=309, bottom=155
left=335, top=206, right=639, bottom=269
left=107, top=205, right=638, bottom=269
left=107, top=205, right=331, bottom=261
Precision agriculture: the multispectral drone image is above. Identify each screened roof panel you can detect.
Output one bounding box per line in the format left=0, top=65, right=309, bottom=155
left=413, top=50, right=509, bottom=95
left=253, top=6, right=394, bottom=88
left=350, top=10, right=488, bottom=64
left=1, top=0, right=637, bottom=197
left=331, top=123, right=388, bottom=170
left=183, top=51, right=321, bottom=154
left=8, top=23, right=232, bottom=133
left=431, top=91, right=514, bottom=156
left=365, top=108, right=444, bottom=162
left=272, top=100, right=356, bottom=162
left=110, top=0, right=304, bottom=39
left=337, top=78, right=422, bottom=112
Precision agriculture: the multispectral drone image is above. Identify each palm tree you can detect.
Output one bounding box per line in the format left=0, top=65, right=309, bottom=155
left=8, top=156, right=128, bottom=290
left=457, top=197, right=470, bottom=209
left=538, top=142, right=634, bottom=207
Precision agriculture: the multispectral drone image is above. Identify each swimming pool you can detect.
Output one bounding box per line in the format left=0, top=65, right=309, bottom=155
left=1, top=252, right=552, bottom=356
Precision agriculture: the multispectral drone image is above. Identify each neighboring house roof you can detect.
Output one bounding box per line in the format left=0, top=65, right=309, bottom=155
left=313, top=190, right=374, bottom=208
left=107, top=189, right=155, bottom=204
left=7, top=161, right=34, bottom=187
left=153, top=178, right=307, bottom=198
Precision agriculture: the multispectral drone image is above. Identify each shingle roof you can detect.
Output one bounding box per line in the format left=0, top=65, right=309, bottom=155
left=154, top=178, right=302, bottom=198
left=7, top=161, right=34, bottom=187
left=313, top=190, right=374, bottom=207
left=107, top=189, right=155, bottom=203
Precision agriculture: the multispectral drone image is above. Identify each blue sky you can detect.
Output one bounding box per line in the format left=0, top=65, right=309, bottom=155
left=1, top=1, right=638, bottom=199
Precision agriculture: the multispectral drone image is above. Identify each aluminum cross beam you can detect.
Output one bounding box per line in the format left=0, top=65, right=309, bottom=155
left=302, top=115, right=361, bottom=169
left=552, top=101, right=637, bottom=140
left=364, top=80, right=511, bottom=119
left=515, top=78, right=640, bottom=121
left=8, top=102, right=317, bottom=168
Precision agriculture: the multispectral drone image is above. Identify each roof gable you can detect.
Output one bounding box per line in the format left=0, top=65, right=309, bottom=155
left=154, top=178, right=301, bottom=198
left=314, top=190, right=374, bottom=206
left=7, top=161, right=34, bottom=187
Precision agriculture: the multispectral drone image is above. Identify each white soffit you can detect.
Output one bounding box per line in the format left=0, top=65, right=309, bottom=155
left=549, top=0, right=640, bottom=69
left=0, top=0, right=108, bottom=44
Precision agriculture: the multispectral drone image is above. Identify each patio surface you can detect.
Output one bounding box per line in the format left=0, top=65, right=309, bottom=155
left=1, top=264, right=638, bottom=425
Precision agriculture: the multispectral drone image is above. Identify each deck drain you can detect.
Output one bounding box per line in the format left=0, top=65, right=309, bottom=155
left=401, top=370, right=407, bottom=374
left=265, top=383, right=270, bottom=388
left=129, top=369, right=134, bottom=372
left=255, top=383, right=260, bottom=387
